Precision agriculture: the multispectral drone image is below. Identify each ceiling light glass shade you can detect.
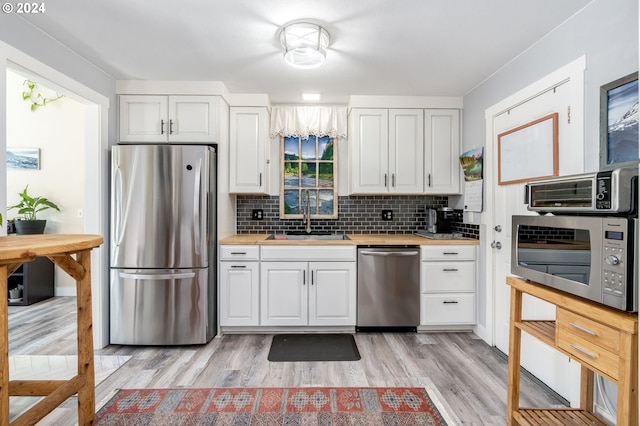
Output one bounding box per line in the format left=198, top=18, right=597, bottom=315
left=279, top=22, right=330, bottom=69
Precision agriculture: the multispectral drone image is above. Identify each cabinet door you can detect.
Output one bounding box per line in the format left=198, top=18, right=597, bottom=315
left=389, top=109, right=424, bottom=193
left=350, top=109, right=389, bottom=194
left=168, top=96, right=218, bottom=143
left=229, top=107, right=268, bottom=193
left=219, top=262, right=259, bottom=326
left=119, top=95, right=168, bottom=142
left=424, top=109, right=460, bottom=194
left=260, top=262, right=307, bottom=326
left=309, top=262, right=357, bottom=326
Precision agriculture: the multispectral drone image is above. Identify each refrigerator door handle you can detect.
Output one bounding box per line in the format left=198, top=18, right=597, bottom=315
left=118, top=272, right=196, bottom=280
left=112, top=164, right=122, bottom=248
left=193, top=158, right=202, bottom=256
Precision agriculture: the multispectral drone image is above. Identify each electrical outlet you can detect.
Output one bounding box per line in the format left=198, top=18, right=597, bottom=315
left=251, top=209, right=264, bottom=220
left=381, top=210, right=393, bottom=221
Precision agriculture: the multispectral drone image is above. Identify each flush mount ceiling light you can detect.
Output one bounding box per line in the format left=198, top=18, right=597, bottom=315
left=279, top=22, right=330, bottom=69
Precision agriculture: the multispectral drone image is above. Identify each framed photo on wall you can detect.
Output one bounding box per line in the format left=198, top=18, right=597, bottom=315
left=6, top=148, right=40, bottom=170
left=600, top=72, right=639, bottom=170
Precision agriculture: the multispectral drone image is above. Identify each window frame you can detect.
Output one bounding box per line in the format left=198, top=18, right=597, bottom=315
left=279, top=135, right=338, bottom=219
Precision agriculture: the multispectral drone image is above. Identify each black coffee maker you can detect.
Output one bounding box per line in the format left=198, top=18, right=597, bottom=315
left=435, top=207, right=455, bottom=234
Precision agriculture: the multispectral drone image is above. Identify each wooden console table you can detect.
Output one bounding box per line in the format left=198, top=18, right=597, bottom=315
left=507, top=276, right=638, bottom=426
left=0, top=234, right=103, bottom=425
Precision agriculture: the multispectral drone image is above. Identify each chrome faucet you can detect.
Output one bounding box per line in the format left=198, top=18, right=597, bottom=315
left=303, top=189, right=312, bottom=233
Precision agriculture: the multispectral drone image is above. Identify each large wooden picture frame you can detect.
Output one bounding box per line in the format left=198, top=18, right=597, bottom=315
left=498, top=113, right=558, bottom=185
left=599, top=72, right=639, bottom=170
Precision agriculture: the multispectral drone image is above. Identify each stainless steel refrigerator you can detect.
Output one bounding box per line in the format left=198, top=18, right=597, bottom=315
left=110, top=144, right=216, bottom=345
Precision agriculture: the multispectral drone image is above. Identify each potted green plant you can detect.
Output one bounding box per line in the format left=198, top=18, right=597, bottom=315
left=9, top=284, right=23, bottom=301
left=9, top=185, right=61, bottom=234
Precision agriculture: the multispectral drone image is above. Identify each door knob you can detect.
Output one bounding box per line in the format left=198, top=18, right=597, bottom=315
left=491, top=241, right=502, bottom=249
left=494, top=225, right=502, bottom=232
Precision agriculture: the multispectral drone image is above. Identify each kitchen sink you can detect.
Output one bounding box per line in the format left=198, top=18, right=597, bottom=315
left=267, top=233, right=350, bottom=240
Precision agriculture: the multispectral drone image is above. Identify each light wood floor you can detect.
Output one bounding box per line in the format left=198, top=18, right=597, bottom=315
left=8, top=297, right=567, bottom=425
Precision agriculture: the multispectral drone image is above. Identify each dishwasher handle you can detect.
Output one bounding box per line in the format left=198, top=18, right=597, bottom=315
left=359, top=250, right=419, bottom=257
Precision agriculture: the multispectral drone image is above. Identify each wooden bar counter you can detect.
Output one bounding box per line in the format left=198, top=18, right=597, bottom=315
left=506, top=276, right=638, bottom=426
left=0, top=234, right=103, bottom=425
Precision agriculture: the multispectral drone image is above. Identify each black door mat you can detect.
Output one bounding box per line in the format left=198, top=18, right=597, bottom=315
left=268, top=334, right=361, bottom=362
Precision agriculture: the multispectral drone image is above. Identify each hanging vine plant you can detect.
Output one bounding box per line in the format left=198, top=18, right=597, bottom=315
left=22, top=80, right=63, bottom=111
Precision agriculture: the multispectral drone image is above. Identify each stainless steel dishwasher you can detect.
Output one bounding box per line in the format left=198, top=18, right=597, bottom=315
left=357, top=246, right=420, bottom=330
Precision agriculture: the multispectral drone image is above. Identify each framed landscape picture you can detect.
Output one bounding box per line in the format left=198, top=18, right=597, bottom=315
left=600, top=72, right=639, bottom=170
left=6, top=148, right=40, bottom=170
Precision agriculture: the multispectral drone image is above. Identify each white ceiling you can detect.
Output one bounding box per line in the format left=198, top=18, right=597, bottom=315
left=20, top=0, right=593, bottom=104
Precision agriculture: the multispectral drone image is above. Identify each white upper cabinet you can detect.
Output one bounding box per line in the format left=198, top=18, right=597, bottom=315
left=389, top=109, right=424, bottom=193
left=119, top=95, right=219, bottom=143
left=424, top=109, right=461, bottom=194
left=350, top=109, right=423, bottom=194
left=229, top=107, right=269, bottom=194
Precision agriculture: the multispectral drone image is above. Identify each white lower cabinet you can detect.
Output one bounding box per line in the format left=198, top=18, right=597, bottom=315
left=219, top=246, right=260, bottom=326
left=261, top=261, right=356, bottom=326
left=420, top=245, right=476, bottom=326
left=260, top=246, right=357, bottom=327
left=220, top=262, right=260, bottom=326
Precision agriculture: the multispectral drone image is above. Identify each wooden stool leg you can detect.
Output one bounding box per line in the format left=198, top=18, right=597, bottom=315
left=0, top=266, right=8, bottom=426
left=507, top=286, right=523, bottom=426
left=75, top=250, right=95, bottom=425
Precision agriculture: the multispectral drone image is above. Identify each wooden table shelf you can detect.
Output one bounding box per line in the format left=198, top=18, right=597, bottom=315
left=1, top=234, right=103, bottom=426
left=507, top=276, right=638, bottom=426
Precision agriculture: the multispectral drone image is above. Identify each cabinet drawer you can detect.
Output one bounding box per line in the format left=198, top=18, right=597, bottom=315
left=220, top=245, right=260, bottom=261
left=556, top=308, right=620, bottom=353
left=421, top=262, right=475, bottom=292
left=420, top=293, right=475, bottom=325
left=557, top=324, right=619, bottom=379
left=421, top=245, right=475, bottom=261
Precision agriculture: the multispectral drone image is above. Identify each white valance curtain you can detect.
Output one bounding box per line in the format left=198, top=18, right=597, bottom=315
left=270, top=106, right=348, bottom=140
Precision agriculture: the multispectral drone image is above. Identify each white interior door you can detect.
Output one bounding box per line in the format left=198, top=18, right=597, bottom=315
left=491, top=82, right=582, bottom=401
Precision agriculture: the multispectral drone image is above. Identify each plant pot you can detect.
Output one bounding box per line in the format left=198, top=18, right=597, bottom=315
left=9, top=289, right=22, bottom=300
left=14, top=220, right=47, bottom=235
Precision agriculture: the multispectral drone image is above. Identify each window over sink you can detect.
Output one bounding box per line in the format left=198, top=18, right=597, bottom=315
left=280, top=135, right=337, bottom=219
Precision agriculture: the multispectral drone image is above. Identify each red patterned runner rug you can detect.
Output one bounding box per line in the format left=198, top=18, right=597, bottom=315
left=95, top=387, right=449, bottom=425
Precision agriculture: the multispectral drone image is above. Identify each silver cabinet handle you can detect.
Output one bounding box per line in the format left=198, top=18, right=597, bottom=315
left=392, top=174, right=396, bottom=187
left=169, top=119, right=174, bottom=134
left=160, top=119, right=165, bottom=134
left=384, top=174, right=388, bottom=188
left=443, top=300, right=459, bottom=304
left=570, top=344, right=596, bottom=359
left=443, top=252, right=459, bottom=255
left=230, top=265, right=246, bottom=269
left=442, top=268, right=459, bottom=272
left=311, top=270, right=314, bottom=285
left=259, top=172, right=262, bottom=187
left=303, top=270, right=306, bottom=285
left=570, top=323, right=597, bottom=336
left=427, top=173, right=431, bottom=187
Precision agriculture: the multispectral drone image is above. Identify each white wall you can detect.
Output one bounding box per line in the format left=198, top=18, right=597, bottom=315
left=462, top=0, right=638, bottom=334
left=6, top=69, right=85, bottom=291
left=0, top=15, right=115, bottom=348
left=463, top=0, right=638, bottom=171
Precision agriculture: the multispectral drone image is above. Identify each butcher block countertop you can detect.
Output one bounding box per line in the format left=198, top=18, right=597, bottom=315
left=0, top=233, right=104, bottom=260
left=219, top=234, right=479, bottom=246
